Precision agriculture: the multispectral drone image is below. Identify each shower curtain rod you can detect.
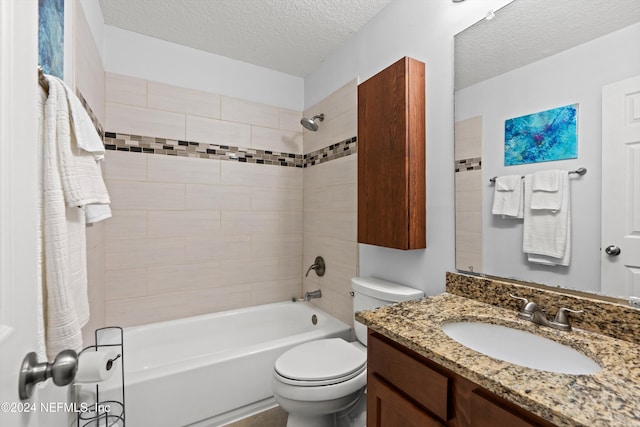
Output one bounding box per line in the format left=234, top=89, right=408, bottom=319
left=489, top=167, right=587, bottom=183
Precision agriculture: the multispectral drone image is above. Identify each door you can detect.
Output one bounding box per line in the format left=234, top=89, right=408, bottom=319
left=0, top=1, right=44, bottom=426
left=601, top=75, right=640, bottom=297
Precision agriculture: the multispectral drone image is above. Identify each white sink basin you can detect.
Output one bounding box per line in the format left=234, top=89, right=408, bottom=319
left=441, top=322, right=601, bottom=375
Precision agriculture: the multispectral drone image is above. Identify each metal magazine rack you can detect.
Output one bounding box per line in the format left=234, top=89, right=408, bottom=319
left=77, top=327, right=125, bottom=427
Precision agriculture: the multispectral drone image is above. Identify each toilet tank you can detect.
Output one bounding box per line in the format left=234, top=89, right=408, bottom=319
left=352, top=277, right=424, bottom=346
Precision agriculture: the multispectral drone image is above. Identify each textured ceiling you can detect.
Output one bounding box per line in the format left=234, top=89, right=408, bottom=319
left=455, top=0, right=640, bottom=90
left=98, top=0, right=392, bottom=77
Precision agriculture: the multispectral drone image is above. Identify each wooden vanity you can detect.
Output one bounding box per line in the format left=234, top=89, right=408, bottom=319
left=356, top=274, right=640, bottom=427
left=368, top=332, right=554, bottom=427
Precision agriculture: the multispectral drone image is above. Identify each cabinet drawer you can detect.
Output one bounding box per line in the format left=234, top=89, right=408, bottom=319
left=470, top=390, right=542, bottom=427
left=368, top=333, right=450, bottom=421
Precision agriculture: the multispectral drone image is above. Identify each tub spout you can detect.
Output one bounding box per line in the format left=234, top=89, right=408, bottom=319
left=293, top=289, right=322, bottom=302
left=305, top=256, right=325, bottom=277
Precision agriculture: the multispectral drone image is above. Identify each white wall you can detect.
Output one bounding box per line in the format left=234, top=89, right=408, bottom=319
left=304, top=0, right=513, bottom=294
left=104, top=26, right=304, bottom=111
left=455, top=23, right=640, bottom=293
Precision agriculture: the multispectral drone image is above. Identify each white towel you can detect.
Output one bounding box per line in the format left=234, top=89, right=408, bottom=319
left=59, top=80, right=112, bottom=224
left=522, top=174, right=571, bottom=266
left=36, top=85, right=47, bottom=362
left=42, top=77, right=87, bottom=358
left=530, top=170, right=565, bottom=211
left=491, top=175, right=524, bottom=218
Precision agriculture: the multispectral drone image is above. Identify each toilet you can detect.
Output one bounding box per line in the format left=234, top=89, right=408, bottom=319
left=272, top=277, right=424, bottom=427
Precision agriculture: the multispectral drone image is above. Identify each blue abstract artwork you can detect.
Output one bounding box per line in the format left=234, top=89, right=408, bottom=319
left=504, top=104, right=578, bottom=166
left=38, top=0, right=64, bottom=79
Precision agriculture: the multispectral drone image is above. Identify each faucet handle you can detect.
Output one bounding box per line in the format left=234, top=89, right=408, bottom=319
left=554, top=307, right=583, bottom=325
left=509, top=293, right=528, bottom=307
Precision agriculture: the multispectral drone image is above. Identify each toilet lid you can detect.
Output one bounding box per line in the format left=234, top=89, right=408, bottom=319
left=275, top=338, right=367, bottom=383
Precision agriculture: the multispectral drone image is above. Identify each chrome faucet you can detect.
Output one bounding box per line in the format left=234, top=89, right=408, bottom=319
left=292, top=289, right=322, bottom=302
left=305, top=256, right=326, bottom=277
left=510, top=294, right=583, bottom=331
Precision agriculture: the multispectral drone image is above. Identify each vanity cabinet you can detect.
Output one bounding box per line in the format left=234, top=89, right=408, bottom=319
left=367, top=332, right=555, bottom=427
left=357, top=56, right=426, bottom=250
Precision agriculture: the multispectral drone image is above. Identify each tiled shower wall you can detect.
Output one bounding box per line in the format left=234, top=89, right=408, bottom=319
left=74, top=2, right=106, bottom=345
left=101, top=73, right=304, bottom=327
left=454, top=116, right=483, bottom=272
left=302, top=81, right=358, bottom=326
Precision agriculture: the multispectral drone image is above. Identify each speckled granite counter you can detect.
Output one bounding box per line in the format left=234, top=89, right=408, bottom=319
left=356, top=293, right=640, bottom=426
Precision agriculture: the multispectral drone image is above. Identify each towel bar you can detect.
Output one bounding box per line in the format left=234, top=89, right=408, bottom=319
left=489, top=167, right=586, bottom=183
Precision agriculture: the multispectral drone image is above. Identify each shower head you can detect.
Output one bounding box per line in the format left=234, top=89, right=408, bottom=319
left=300, top=113, right=325, bottom=131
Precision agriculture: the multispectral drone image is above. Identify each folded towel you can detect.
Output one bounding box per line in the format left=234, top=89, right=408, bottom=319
left=492, top=175, right=524, bottom=218
left=532, top=169, right=562, bottom=192
left=531, top=170, right=565, bottom=211
left=523, top=174, right=571, bottom=266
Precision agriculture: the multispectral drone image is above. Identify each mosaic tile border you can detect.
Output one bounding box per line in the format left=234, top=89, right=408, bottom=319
left=305, top=137, right=357, bottom=167
left=455, top=157, right=481, bottom=172
left=104, top=132, right=357, bottom=169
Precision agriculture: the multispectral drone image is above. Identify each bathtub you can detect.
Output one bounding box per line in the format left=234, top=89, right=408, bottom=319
left=98, top=301, right=352, bottom=427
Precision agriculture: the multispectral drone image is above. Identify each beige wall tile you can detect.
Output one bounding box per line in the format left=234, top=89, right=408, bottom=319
left=304, top=210, right=356, bottom=242
left=106, top=180, right=185, bottom=211
left=220, top=211, right=280, bottom=236
left=105, top=237, right=185, bottom=270
left=75, top=4, right=105, bottom=126
left=104, top=210, right=147, bottom=240
left=455, top=169, right=483, bottom=192
left=83, top=244, right=105, bottom=342
left=221, top=161, right=302, bottom=189
left=455, top=189, right=483, bottom=213
left=186, top=115, right=250, bottom=147
left=147, top=263, right=220, bottom=294
left=455, top=209, right=482, bottom=234
left=221, top=96, right=279, bottom=129
left=331, top=183, right=357, bottom=212
left=251, top=234, right=302, bottom=258
left=105, top=267, right=147, bottom=301
left=302, top=126, right=327, bottom=154
left=303, top=155, right=357, bottom=189
left=186, top=184, right=251, bottom=211
left=251, top=187, right=302, bottom=212
left=148, top=81, right=221, bottom=118
left=104, top=150, right=147, bottom=181
left=105, top=285, right=253, bottom=327
left=303, top=187, right=332, bottom=213
left=106, top=103, right=185, bottom=140
left=455, top=116, right=483, bottom=161
left=455, top=249, right=483, bottom=273
left=148, top=211, right=220, bottom=238
left=251, top=126, right=303, bottom=154
left=186, top=235, right=251, bottom=263
left=303, top=235, right=358, bottom=271
left=280, top=109, right=303, bottom=132
left=147, top=155, right=220, bottom=184
left=330, top=107, right=357, bottom=144
left=86, top=220, right=105, bottom=249
left=251, top=278, right=301, bottom=305
left=105, top=73, right=147, bottom=107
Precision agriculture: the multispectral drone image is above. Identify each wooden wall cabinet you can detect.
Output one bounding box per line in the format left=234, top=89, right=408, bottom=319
left=367, top=332, right=556, bottom=427
left=357, top=56, right=426, bottom=250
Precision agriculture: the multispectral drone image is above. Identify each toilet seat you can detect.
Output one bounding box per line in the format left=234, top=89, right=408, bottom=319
left=275, top=338, right=367, bottom=387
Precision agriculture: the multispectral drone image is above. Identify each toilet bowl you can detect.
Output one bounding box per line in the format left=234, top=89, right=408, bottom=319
left=272, top=277, right=423, bottom=427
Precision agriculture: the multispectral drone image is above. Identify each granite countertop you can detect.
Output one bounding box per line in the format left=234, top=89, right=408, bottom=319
left=356, top=293, right=640, bottom=426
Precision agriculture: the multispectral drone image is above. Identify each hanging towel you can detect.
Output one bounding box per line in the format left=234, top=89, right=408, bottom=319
left=36, top=85, right=48, bottom=362
left=59, top=81, right=112, bottom=224
left=522, top=174, right=571, bottom=266
left=530, top=169, right=565, bottom=211
left=491, top=175, right=524, bottom=218
left=41, top=75, right=112, bottom=358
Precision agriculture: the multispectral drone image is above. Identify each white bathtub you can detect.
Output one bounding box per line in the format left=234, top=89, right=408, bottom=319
left=99, top=301, right=352, bottom=427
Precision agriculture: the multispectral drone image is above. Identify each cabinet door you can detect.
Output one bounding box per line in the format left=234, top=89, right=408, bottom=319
left=357, top=56, right=426, bottom=250
left=368, top=375, right=444, bottom=427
